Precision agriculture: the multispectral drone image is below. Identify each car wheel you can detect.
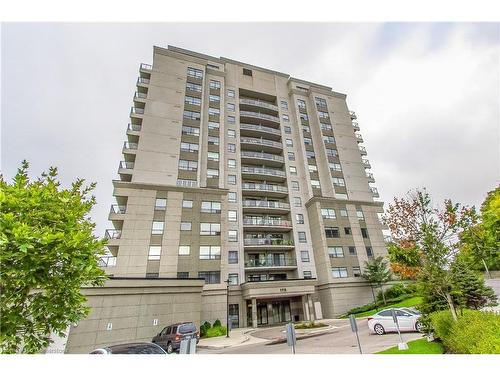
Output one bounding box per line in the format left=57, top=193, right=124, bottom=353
left=415, top=321, right=424, bottom=332
left=166, top=342, right=174, bottom=354
left=374, top=324, right=385, bottom=335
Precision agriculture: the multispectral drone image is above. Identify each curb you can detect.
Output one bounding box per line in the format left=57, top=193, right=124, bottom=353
left=265, top=327, right=337, bottom=345
left=197, top=333, right=251, bottom=350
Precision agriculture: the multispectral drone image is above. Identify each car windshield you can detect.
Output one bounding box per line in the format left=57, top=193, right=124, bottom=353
left=178, top=323, right=196, bottom=334
left=402, top=308, right=420, bottom=315
left=110, top=343, right=165, bottom=354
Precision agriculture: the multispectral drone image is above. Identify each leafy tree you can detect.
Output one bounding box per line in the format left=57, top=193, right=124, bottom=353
left=0, top=161, right=107, bottom=353
left=386, top=241, right=422, bottom=280
left=361, top=256, right=392, bottom=304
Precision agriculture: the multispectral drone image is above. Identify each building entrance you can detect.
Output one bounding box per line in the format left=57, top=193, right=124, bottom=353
left=248, top=299, right=292, bottom=326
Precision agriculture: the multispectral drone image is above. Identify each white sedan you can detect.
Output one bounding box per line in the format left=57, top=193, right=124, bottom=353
left=367, top=308, right=424, bottom=335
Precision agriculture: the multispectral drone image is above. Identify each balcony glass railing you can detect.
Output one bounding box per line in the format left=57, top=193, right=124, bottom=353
left=99, top=256, right=117, bottom=267
left=140, top=63, right=152, bottom=70
left=240, top=137, right=282, bottom=149
left=119, top=161, right=134, bottom=170
left=123, top=141, right=138, bottom=150
left=239, top=98, right=279, bottom=111
left=245, top=258, right=297, bottom=268
left=356, top=134, right=363, bottom=141
left=137, top=77, right=150, bottom=84
left=134, top=92, right=147, bottom=99
left=244, top=238, right=294, bottom=246
left=349, top=110, right=357, bottom=119
left=371, top=187, right=379, bottom=196
left=240, top=123, right=281, bottom=136
left=176, top=179, right=198, bottom=188
left=366, top=173, right=374, bottom=179
left=242, top=201, right=290, bottom=210
left=243, top=218, right=292, bottom=227
left=241, top=183, right=288, bottom=193
left=240, top=111, right=280, bottom=123
left=127, top=123, right=142, bottom=132
left=241, top=151, right=284, bottom=163
left=358, top=146, right=366, bottom=153
left=110, top=205, right=126, bottom=214
left=130, top=107, right=144, bottom=115
left=105, top=229, right=121, bottom=239
left=241, top=167, right=286, bottom=178
left=362, top=159, right=371, bottom=166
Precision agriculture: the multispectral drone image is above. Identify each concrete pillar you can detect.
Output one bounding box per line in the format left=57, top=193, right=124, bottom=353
left=302, top=295, right=310, bottom=321
left=267, top=302, right=274, bottom=325
left=251, top=298, right=258, bottom=328
left=307, top=294, right=315, bottom=321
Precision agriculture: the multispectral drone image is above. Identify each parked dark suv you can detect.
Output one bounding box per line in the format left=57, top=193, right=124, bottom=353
left=152, top=322, right=200, bottom=353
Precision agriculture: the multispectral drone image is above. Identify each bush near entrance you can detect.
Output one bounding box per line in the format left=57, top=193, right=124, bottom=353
left=294, top=321, right=328, bottom=329
left=200, top=320, right=227, bottom=338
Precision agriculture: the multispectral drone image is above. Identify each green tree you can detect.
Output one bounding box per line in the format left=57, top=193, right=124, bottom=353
left=361, top=256, right=392, bottom=304
left=0, top=161, right=107, bottom=353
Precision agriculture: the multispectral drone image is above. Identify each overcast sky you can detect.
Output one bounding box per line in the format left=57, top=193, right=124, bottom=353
left=2, top=22, right=499, bottom=236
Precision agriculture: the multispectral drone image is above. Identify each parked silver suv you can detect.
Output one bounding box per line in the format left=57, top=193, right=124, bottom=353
left=152, top=322, right=200, bottom=353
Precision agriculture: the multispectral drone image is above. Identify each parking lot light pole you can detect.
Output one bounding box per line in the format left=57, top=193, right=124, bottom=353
left=225, top=279, right=230, bottom=338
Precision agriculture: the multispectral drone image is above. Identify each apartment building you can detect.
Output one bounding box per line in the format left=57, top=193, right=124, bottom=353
left=100, top=45, right=387, bottom=333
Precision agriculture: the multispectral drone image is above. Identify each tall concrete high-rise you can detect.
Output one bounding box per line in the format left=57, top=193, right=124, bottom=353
left=101, top=45, right=387, bottom=330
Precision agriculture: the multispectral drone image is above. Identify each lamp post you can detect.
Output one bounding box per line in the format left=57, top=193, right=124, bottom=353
left=225, top=278, right=230, bottom=338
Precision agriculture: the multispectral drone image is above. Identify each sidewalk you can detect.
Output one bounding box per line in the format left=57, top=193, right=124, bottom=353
left=197, top=328, right=268, bottom=350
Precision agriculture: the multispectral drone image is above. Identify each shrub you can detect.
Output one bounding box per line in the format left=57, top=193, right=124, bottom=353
left=200, top=321, right=212, bottom=337
left=204, top=325, right=227, bottom=338
left=377, top=283, right=417, bottom=301
left=294, top=321, right=327, bottom=329
left=345, top=293, right=416, bottom=316
left=429, top=310, right=454, bottom=340
left=213, top=319, right=222, bottom=327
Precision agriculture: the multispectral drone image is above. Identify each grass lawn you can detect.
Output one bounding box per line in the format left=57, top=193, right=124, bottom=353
left=377, top=338, right=444, bottom=354
left=347, top=296, right=424, bottom=318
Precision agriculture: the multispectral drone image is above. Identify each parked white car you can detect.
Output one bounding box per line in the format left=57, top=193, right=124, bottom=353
left=367, top=308, right=424, bottom=335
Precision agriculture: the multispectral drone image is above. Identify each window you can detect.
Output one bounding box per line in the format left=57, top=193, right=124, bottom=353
left=288, top=152, right=295, bottom=161
left=199, top=246, right=221, bottom=260
left=201, top=201, right=221, bottom=213
left=198, top=271, right=220, bottom=284
left=325, top=227, right=340, bottom=238
left=155, top=198, right=167, bottom=210
left=209, top=80, right=220, bottom=89
left=344, top=227, right=352, bottom=235
left=357, top=210, right=365, bottom=220
left=326, top=148, right=338, bottom=157
left=182, top=200, right=193, bottom=208
left=200, top=223, right=221, bottom=236
left=151, top=221, right=164, bottom=235
left=321, top=123, right=333, bottom=131
left=291, top=181, right=299, bottom=191
left=332, top=177, right=345, bottom=186
left=180, top=142, right=199, bottom=153
left=187, top=67, right=203, bottom=78
left=178, top=159, right=198, bottom=171
left=298, top=231, right=307, bottom=243
left=228, top=210, right=237, bottom=222
left=315, top=97, right=327, bottom=107
left=300, top=113, right=309, bottom=121
left=183, top=110, right=201, bottom=121
left=366, top=246, right=373, bottom=257
left=301, top=251, right=310, bottom=262
left=297, top=99, right=306, bottom=109
left=323, top=136, right=335, bottom=144
left=311, top=180, right=321, bottom=189
left=208, top=121, right=220, bottom=130
left=227, top=129, right=236, bottom=138
left=227, top=116, right=236, bottom=124
left=348, top=246, right=357, bottom=255
left=284, top=126, right=291, bottom=134
left=321, top=208, right=336, bottom=219
left=353, top=267, right=361, bottom=277
left=296, top=214, right=304, bottom=224
left=328, top=246, right=344, bottom=258
left=208, top=107, right=220, bottom=116
left=282, top=114, right=289, bottom=122
left=285, top=139, right=293, bottom=147
left=308, top=165, right=318, bottom=174
left=148, top=246, right=161, bottom=260
left=227, top=103, right=235, bottom=112
left=177, top=272, right=189, bottom=279
left=207, top=169, right=219, bottom=179
left=289, top=166, right=297, bottom=175
left=293, top=197, right=302, bottom=207
left=186, top=82, right=202, bottom=92
left=182, top=125, right=200, bottom=136
left=228, top=143, right=236, bottom=153
left=318, top=111, right=329, bottom=119
left=207, top=152, right=219, bottom=161
left=228, top=175, right=236, bottom=185
left=228, top=192, right=237, bottom=203
left=180, top=222, right=192, bottom=231
left=146, top=273, right=159, bottom=279
left=228, top=273, right=239, bottom=285
left=227, top=89, right=235, bottom=98
left=302, top=125, right=311, bottom=133
left=281, top=101, right=288, bottom=110
left=243, top=68, right=252, bottom=76
left=304, top=137, right=312, bottom=145
left=178, top=245, right=190, bottom=255
left=340, top=209, right=348, bottom=217
left=185, top=96, right=201, bottom=106
left=329, top=163, right=342, bottom=172
left=361, top=228, right=369, bottom=238
left=228, top=159, right=236, bottom=168
left=228, top=230, right=238, bottom=242
left=228, top=251, right=238, bottom=264
left=303, top=271, right=312, bottom=279
left=306, top=151, right=316, bottom=159
left=332, top=267, right=348, bottom=278
left=209, top=94, right=220, bottom=103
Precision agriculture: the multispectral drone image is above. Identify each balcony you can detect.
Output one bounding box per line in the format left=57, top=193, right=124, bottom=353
left=134, top=91, right=147, bottom=102
left=366, top=173, right=375, bottom=183
left=137, top=77, right=150, bottom=85
left=110, top=205, right=126, bottom=214
left=244, top=258, right=297, bottom=270
left=123, top=141, right=138, bottom=154
left=362, top=159, right=371, bottom=169
left=127, top=123, right=142, bottom=135
left=118, top=161, right=134, bottom=176
left=99, top=256, right=117, bottom=268
left=243, top=238, right=295, bottom=249
left=239, top=98, right=279, bottom=113
left=239, top=110, right=280, bottom=127
left=355, top=133, right=363, bottom=143
left=176, top=179, right=198, bottom=188
left=240, top=151, right=284, bottom=167
left=241, top=183, right=288, bottom=198
left=242, top=200, right=290, bottom=214
left=140, top=63, right=152, bottom=71
left=352, top=122, right=360, bottom=131
left=371, top=187, right=380, bottom=198
left=130, top=107, right=144, bottom=117
left=105, top=229, right=122, bottom=240
left=240, top=137, right=283, bottom=153
left=243, top=218, right=292, bottom=231
left=241, top=166, right=286, bottom=182
left=349, top=111, right=357, bottom=120
left=358, top=146, right=367, bottom=155
left=240, top=123, right=281, bottom=140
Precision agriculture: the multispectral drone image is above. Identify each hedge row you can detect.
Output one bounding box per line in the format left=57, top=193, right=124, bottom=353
left=430, top=309, right=500, bottom=354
